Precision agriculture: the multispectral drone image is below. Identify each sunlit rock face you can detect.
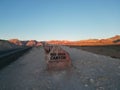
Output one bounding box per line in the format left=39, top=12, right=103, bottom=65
left=44, top=45, right=72, bottom=70
left=9, top=39, right=22, bottom=46
left=26, top=40, right=37, bottom=46
left=46, top=35, right=120, bottom=46
left=0, top=40, right=19, bottom=51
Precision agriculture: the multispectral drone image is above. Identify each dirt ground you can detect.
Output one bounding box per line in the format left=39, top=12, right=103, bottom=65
left=69, top=45, right=120, bottom=59
left=0, top=46, right=120, bottom=90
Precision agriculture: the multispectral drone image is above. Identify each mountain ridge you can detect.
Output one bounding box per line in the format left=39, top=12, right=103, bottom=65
left=1, top=35, right=120, bottom=46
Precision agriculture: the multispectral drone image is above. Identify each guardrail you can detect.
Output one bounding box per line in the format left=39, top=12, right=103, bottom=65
left=0, top=47, right=32, bottom=70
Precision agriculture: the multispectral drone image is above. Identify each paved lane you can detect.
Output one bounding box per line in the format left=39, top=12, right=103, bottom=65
left=0, top=46, right=120, bottom=90
left=0, top=47, right=46, bottom=90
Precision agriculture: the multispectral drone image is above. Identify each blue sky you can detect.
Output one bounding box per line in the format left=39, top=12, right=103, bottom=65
left=0, top=0, right=120, bottom=41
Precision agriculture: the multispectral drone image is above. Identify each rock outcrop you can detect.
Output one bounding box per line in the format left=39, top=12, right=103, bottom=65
left=9, top=39, right=22, bottom=46
left=44, top=44, right=71, bottom=70
left=26, top=40, right=37, bottom=46
left=47, top=35, right=120, bottom=46
left=9, top=39, right=42, bottom=47
left=1, top=35, right=120, bottom=47
left=0, top=39, right=19, bottom=51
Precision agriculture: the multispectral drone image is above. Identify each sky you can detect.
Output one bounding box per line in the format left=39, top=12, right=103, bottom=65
left=0, top=0, right=120, bottom=41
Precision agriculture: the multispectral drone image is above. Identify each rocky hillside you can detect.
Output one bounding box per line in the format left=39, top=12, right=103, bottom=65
left=26, top=40, right=37, bottom=46
left=9, top=39, right=22, bottom=46
left=1, top=35, right=120, bottom=48
left=9, top=39, right=42, bottom=46
left=47, top=35, right=120, bottom=46
left=0, top=40, right=20, bottom=51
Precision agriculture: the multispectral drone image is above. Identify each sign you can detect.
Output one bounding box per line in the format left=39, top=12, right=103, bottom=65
left=50, top=53, right=66, bottom=60
left=44, top=45, right=72, bottom=70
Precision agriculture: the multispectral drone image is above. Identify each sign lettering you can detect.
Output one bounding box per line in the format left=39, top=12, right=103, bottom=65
left=50, top=53, right=66, bottom=60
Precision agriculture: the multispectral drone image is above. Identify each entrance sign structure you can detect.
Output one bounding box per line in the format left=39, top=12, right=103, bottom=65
left=43, top=44, right=71, bottom=70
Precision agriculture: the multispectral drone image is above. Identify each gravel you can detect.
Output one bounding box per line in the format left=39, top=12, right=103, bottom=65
left=0, top=46, right=120, bottom=90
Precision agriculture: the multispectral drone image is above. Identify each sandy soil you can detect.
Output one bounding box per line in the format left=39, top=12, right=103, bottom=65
left=0, top=46, right=120, bottom=90
left=69, top=45, right=120, bottom=59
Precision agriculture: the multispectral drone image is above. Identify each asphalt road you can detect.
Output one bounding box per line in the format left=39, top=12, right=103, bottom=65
left=0, top=46, right=120, bottom=90
left=0, top=47, right=31, bottom=69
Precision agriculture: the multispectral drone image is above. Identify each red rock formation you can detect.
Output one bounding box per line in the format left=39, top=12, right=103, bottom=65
left=47, top=35, right=120, bottom=46
left=108, top=35, right=120, bottom=41
left=7, top=35, right=120, bottom=46
left=9, top=39, right=22, bottom=46
left=26, top=40, right=37, bottom=46
left=36, top=42, right=42, bottom=46
left=0, top=40, right=19, bottom=51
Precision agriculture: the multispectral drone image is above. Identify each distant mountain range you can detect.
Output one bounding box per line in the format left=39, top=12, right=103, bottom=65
left=6, top=35, right=120, bottom=46
left=0, top=40, right=20, bottom=51
left=47, top=35, right=120, bottom=46
left=0, top=35, right=120, bottom=50
left=8, top=39, right=42, bottom=46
